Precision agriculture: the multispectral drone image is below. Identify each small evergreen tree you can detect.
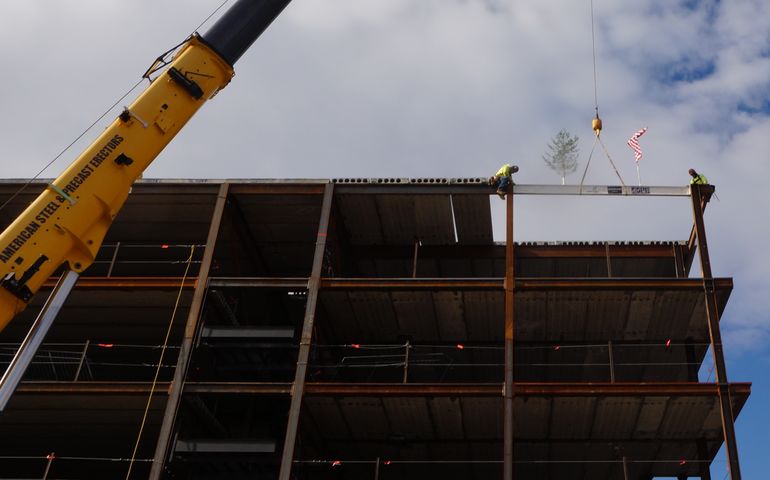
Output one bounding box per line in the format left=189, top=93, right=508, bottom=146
left=543, top=129, right=580, bottom=184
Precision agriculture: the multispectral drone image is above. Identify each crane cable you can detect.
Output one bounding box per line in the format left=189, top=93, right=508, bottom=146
left=124, top=246, right=195, bottom=480
left=579, top=0, right=626, bottom=192
left=0, top=0, right=231, bottom=218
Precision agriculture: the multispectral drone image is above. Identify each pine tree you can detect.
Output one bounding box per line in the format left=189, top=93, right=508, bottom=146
left=543, top=129, right=580, bottom=185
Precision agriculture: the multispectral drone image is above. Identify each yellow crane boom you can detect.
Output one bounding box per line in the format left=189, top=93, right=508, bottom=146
left=0, top=0, right=292, bottom=329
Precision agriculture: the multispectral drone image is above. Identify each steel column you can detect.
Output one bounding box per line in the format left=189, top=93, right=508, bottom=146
left=279, top=183, right=334, bottom=480
left=149, top=182, right=230, bottom=480
left=504, top=189, right=515, bottom=480
left=690, top=184, right=741, bottom=479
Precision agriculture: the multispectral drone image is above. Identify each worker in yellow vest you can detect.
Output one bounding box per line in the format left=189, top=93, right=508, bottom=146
left=488, top=163, right=519, bottom=199
left=688, top=168, right=708, bottom=185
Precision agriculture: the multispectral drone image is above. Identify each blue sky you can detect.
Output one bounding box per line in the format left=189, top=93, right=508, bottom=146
left=1, top=0, right=768, bottom=477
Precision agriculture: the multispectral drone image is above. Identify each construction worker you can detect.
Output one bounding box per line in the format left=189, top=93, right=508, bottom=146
left=489, top=163, right=519, bottom=199
left=688, top=168, right=708, bottom=185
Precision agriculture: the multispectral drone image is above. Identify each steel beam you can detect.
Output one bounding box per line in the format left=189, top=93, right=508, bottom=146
left=174, top=439, right=276, bottom=453
left=513, top=184, right=690, bottom=196
left=200, top=326, right=295, bottom=339
left=40, top=276, right=715, bottom=292
left=279, top=182, right=334, bottom=480
left=184, top=382, right=293, bottom=395
left=149, top=182, right=230, bottom=480
left=42, top=276, right=196, bottom=289
left=208, top=277, right=308, bottom=288
left=515, top=278, right=732, bottom=291
left=690, top=184, right=742, bottom=479
left=13, top=381, right=751, bottom=399
left=319, top=277, right=731, bottom=292
left=321, top=278, right=503, bottom=289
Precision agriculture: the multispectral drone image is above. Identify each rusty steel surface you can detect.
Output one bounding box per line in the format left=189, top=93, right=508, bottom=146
left=42, top=276, right=197, bottom=289
left=39, top=276, right=732, bottom=292
left=14, top=381, right=751, bottom=398
left=515, top=277, right=732, bottom=290
left=321, top=278, right=503, bottom=289
left=319, top=277, right=732, bottom=291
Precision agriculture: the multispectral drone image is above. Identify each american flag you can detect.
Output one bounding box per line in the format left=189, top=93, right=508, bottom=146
left=627, top=127, right=648, bottom=162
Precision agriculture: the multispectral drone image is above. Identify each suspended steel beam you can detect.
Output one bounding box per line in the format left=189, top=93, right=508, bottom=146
left=513, top=184, right=690, bottom=196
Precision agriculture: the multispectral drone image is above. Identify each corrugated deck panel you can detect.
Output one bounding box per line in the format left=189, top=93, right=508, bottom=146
left=432, top=291, right=467, bottom=340
left=451, top=195, right=493, bottom=245
left=415, top=195, right=455, bottom=245
left=348, top=291, right=398, bottom=340
left=392, top=291, right=439, bottom=340
left=377, top=196, right=418, bottom=245
left=429, top=397, right=465, bottom=440
left=337, top=194, right=383, bottom=244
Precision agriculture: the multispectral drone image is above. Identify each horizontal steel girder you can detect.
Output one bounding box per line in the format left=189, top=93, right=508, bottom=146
left=15, top=381, right=750, bottom=397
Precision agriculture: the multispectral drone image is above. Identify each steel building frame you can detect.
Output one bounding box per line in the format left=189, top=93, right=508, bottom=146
left=0, top=180, right=746, bottom=480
